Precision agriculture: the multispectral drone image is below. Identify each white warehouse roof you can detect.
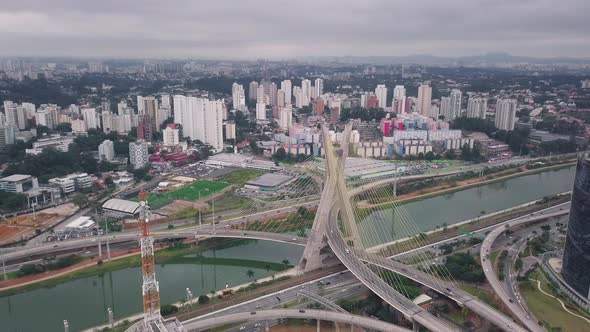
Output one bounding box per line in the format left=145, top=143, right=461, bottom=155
left=102, top=198, right=141, bottom=214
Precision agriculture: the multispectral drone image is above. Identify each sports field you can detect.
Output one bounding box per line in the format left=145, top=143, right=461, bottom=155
left=146, top=180, right=230, bottom=209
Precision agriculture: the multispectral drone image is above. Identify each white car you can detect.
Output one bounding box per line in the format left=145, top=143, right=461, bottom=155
left=239, top=326, right=246, bottom=330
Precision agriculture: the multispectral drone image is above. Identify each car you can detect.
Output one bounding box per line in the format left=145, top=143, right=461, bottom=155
left=255, top=304, right=261, bottom=309
left=250, top=312, right=256, bottom=315
left=239, top=326, right=246, bottom=330
left=292, top=237, right=297, bottom=241
left=345, top=249, right=350, bottom=254
left=254, top=323, right=261, bottom=328
left=299, top=309, right=305, bottom=313
left=509, top=299, right=514, bottom=303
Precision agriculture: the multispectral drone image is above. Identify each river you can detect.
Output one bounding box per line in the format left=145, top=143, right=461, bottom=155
left=359, top=165, right=575, bottom=246
left=0, top=165, right=576, bottom=331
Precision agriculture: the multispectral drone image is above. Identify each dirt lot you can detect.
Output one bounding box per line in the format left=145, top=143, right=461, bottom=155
left=0, top=203, right=77, bottom=245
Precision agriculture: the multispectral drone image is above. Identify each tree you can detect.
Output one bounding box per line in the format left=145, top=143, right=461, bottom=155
left=160, top=304, right=178, bottom=316
left=444, top=150, right=456, bottom=160
left=444, top=252, right=485, bottom=282
left=72, top=193, right=89, bottom=208
left=246, top=269, right=255, bottom=279
left=273, top=148, right=287, bottom=161
left=281, top=259, right=290, bottom=268
left=197, top=295, right=210, bottom=304
left=55, top=122, right=72, bottom=133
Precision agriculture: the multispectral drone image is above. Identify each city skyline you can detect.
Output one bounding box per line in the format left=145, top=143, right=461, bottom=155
left=0, top=0, right=588, bottom=59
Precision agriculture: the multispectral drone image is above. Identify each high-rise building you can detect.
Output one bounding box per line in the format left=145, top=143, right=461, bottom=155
left=467, top=97, right=488, bottom=119
left=98, top=139, right=115, bottom=161
left=232, top=83, right=246, bottom=108
left=448, top=89, right=462, bottom=121
left=278, top=107, right=292, bottom=130
left=162, top=125, right=180, bottom=146
left=3, top=101, right=22, bottom=129
left=173, top=95, right=186, bottom=124
left=314, top=98, right=325, bottom=116
left=301, top=79, right=312, bottom=105
left=277, top=90, right=286, bottom=108
left=101, top=111, right=113, bottom=133
left=0, top=125, right=16, bottom=147
left=160, top=94, right=171, bottom=109
left=256, top=102, right=266, bottom=121
left=393, top=85, right=406, bottom=100
left=177, top=97, right=224, bottom=151
left=224, top=121, right=236, bottom=141
left=314, top=78, right=324, bottom=98
left=129, top=141, right=149, bottom=169
left=562, top=156, right=590, bottom=298
left=293, top=87, right=304, bottom=108
left=495, top=99, right=517, bottom=130
left=248, top=81, right=259, bottom=100
left=440, top=97, right=451, bottom=121
left=82, top=108, right=98, bottom=130
left=71, top=119, right=87, bottom=133
left=117, top=101, right=128, bottom=116
left=137, top=96, right=144, bottom=115
left=375, top=84, right=388, bottom=108
left=281, top=80, right=292, bottom=105
left=417, top=84, right=432, bottom=117
left=269, top=82, right=278, bottom=106
left=142, top=96, right=159, bottom=132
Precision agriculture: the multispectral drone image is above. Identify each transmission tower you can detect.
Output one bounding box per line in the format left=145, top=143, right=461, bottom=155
left=138, top=191, right=161, bottom=327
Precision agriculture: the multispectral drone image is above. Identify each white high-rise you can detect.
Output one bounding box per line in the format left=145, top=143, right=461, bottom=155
left=173, top=95, right=187, bottom=124
left=314, top=78, right=324, bottom=98
left=417, top=84, right=432, bottom=117
left=467, top=97, right=488, bottom=119
left=293, top=87, right=304, bottom=108
left=98, top=139, right=115, bottom=161
left=231, top=83, right=245, bottom=108
left=162, top=126, right=180, bottom=146
left=375, top=84, right=388, bottom=108
left=448, top=89, right=462, bottom=121
left=180, top=97, right=224, bottom=151
left=440, top=97, right=451, bottom=121
left=160, top=94, right=171, bottom=109
left=277, top=90, right=286, bottom=108
left=278, top=107, right=292, bottom=130
left=82, top=108, right=98, bottom=129
left=281, top=80, right=292, bottom=105
left=393, top=85, right=406, bottom=100
left=137, top=96, right=144, bottom=115
left=256, top=102, right=266, bottom=121
left=102, top=111, right=113, bottom=133
left=495, top=99, right=517, bottom=131
left=301, top=79, right=312, bottom=105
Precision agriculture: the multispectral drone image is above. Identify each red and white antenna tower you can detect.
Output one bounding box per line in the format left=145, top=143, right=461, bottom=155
left=138, top=191, right=161, bottom=326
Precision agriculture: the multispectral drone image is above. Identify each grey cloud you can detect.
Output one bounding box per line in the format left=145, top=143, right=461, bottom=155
left=0, top=0, right=587, bottom=58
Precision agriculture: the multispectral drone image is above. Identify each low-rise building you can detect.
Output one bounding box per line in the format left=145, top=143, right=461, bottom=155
left=48, top=173, right=93, bottom=195
left=102, top=198, right=141, bottom=219
left=25, top=135, right=74, bottom=155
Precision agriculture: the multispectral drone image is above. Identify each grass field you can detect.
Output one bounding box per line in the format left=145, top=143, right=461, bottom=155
left=145, top=180, right=230, bottom=209
left=520, top=269, right=590, bottom=332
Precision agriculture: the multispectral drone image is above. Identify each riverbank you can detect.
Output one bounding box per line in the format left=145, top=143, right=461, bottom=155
left=359, top=161, right=575, bottom=209
left=0, top=238, right=285, bottom=296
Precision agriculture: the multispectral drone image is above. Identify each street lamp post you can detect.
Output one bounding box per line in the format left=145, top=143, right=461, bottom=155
left=107, top=308, right=114, bottom=327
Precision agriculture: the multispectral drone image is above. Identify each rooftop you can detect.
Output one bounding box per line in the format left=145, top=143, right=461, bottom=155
left=0, top=174, right=33, bottom=182
left=102, top=198, right=141, bottom=214
left=246, top=173, right=293, bottom=187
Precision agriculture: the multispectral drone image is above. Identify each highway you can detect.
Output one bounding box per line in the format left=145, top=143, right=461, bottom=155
left=182, top=308, right=412, bottom=332
left=480, top=202, right=570, bottom=332
left=0, top=228, right=306, bottom=263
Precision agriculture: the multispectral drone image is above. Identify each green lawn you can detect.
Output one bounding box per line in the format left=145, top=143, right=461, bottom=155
left=520, top=269, right=590, bottom=332
left=460, top=284, right=502, bottom=310
left=144, top=180, right=230, bottom=209
left=216, top=169, right=266, bottom=185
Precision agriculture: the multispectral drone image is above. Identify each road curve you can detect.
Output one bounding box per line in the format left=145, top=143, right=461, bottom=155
left=182, top=308, right=412, bottom=332
left=480, top=203, right=569, bottom=332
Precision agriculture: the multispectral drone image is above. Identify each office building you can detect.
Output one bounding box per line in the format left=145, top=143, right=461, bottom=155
left=129, top=141, right=149, bottom=169
left=375, top=84, right=388, bottom=108
left=281, top=80, right=292, bottom=104
left=562, top=156, right=590, bottom=298
left=98, top=139, right=115, bottom=161
left=495, top=99, right=517, bottom=130
left=417, top=84, right=432, bottom=117
left=467, top=97, right=488, bottom=119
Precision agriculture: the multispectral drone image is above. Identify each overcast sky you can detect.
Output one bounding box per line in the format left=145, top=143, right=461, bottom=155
left=0, top=0, right=588, bottom=59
